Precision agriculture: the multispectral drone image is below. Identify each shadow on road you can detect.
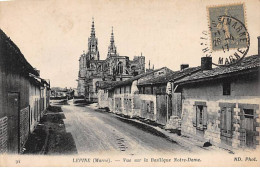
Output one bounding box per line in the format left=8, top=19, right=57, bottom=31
left=115, top=116, right=178, bottom=144
left=23, top=105, right=78, bottom=155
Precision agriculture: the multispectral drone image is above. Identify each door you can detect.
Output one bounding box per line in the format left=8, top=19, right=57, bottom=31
left=244, top=109, right=255, bottom=148
left=7, top=92, right=19, bottom=153
left=167, top=95, right=172, bottom=120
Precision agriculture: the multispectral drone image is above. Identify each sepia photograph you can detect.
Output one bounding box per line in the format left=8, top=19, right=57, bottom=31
left=0, top=0, right=259, bottom=167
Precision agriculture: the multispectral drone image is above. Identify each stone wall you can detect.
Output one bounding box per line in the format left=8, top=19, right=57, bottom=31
left=139, top=94, right=157, bottom=121
left=182, top=98, right=260, bottom=150
left=181, top=78, right=260, bottom=150
left=97, top=89, right=109, bottom=108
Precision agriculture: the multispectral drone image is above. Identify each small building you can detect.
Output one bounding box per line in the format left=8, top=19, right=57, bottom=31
left=137, top=65, right=200, bottom=125
left=0, top=29, right=50, bottom=153
left=175, top=52, right=260, bottom=150
left=97, top=67, right=173, bottom=121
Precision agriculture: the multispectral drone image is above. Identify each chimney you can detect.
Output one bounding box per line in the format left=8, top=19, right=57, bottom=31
left=201, top=57, right=212, bottom=71
left=36, top=69, right=40, bottom=76
left=257, top=36, right=260, bottom=56
left=180, top=64, right=189, bottom=70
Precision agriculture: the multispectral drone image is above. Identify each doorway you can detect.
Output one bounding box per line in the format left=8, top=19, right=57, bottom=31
left=243, top=109, right=255, bottom=148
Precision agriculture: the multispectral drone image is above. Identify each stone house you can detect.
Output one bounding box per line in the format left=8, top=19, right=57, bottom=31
left=96, top=67, right=173, bottom=121
left=137, top=65, right=201, bottom=126
left=175, top=52, right=260, bottom=150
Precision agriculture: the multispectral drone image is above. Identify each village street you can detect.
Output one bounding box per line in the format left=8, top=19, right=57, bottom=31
left=61, top=101, right=190, bottom=155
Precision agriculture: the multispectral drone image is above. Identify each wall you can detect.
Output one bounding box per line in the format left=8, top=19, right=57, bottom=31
left=97, top=89, right=109, bottom=108
left=0, top=70, right=30, bottom=153
left=77, top=79, right=85, bottom=96
left=139, top=84, right=167, bottom=95
left=181, top=77, right=260, bottom=150
left=139, top=94, right=157, bottom=121
left=0, top=72, right=30, bottom=117
left=105, top=82, right=168, bottom=124
left=172, top=92, right=182, bottom=118
left=29, top=81, right=41, bottom=133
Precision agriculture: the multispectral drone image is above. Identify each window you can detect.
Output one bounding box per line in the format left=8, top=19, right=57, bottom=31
left=193, top=102, right=207, bottom=130
left=220, top=107, right=232, bottom=137
left=223, top=82, right=231, bottom=95
left=147, top=103, right=150, bottom=113
left=117, top=62, right=123, bottom=74
left=244, top=109, right=254, bottom=118
left=197, top=105, right=203, bottom=125
left=150, top=101, right=154, bottom=114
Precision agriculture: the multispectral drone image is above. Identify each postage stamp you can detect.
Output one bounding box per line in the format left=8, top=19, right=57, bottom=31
left=206, top=3, right=250, bottom=66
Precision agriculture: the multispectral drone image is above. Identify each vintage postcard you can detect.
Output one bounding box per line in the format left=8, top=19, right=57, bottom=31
left=0, top=0, right=260, bottom=167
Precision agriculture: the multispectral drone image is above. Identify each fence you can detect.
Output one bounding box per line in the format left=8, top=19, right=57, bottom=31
left=19, top=107, right=30, bottom=153
left=0, top=116, right=8, bottom=153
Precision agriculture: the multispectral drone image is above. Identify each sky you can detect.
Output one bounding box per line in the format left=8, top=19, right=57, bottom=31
left=0, top=0, right=259, bottom=88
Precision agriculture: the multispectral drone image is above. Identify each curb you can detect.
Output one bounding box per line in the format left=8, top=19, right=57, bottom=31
left=95, top=108, right=208, bottom=152
left=95, top=107, right=234, bottom=154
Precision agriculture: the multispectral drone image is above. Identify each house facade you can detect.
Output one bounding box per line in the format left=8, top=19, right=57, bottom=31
left=175, top=54, right=260, bottom=150
left=97, top=67, right=173, bottom=123
left=0, top=29, right=50, bottom=153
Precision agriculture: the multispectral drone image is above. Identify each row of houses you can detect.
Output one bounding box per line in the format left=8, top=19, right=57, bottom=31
left=0, top=29, right=51, bottom=154
left=97, top=37, right=260, bottom=150
left=50, top=87, right=75, bottom=99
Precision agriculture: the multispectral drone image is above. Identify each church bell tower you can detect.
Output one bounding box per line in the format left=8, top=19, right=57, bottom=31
left=87, top=18, right=100, bottom=60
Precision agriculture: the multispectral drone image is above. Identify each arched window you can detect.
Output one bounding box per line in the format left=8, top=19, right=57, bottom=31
left=117, top=62, right=123, bottom=74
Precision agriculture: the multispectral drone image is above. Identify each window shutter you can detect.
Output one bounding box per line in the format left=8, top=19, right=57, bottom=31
left=150, top=101, right=154, bottom=114
left=192, top=105, right=197, bottom=127
left=226, top=107, right=232, bottom=135
left=196, top=106, right=200, bottom=129
left=220, top=108, right=226, bottom=130
left=203, top=106, right=207, bottom=129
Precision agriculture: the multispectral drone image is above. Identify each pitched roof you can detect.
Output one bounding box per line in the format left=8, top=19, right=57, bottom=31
left=101, top=67, right=172, bottom=89
left=175, top=55, right=260, bottom=85
left=137, top=66, right=201, bottom=86
left=96, top=81, right=119, bottom=89
left=0, top=29, right=39, bottom=76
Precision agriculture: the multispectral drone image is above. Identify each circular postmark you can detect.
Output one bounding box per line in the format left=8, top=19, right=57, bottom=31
left=201, top=15, right=250, bottom=66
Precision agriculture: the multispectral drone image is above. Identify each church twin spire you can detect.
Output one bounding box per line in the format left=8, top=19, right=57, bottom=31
left=87, top=18, right=118, bottom=60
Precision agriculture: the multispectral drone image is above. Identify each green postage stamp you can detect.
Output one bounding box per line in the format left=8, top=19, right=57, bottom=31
left=208, top=4, right=249, bottom=51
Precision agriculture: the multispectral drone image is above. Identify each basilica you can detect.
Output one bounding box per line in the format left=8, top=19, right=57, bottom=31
left=77, top=19, right=149, bottom=101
